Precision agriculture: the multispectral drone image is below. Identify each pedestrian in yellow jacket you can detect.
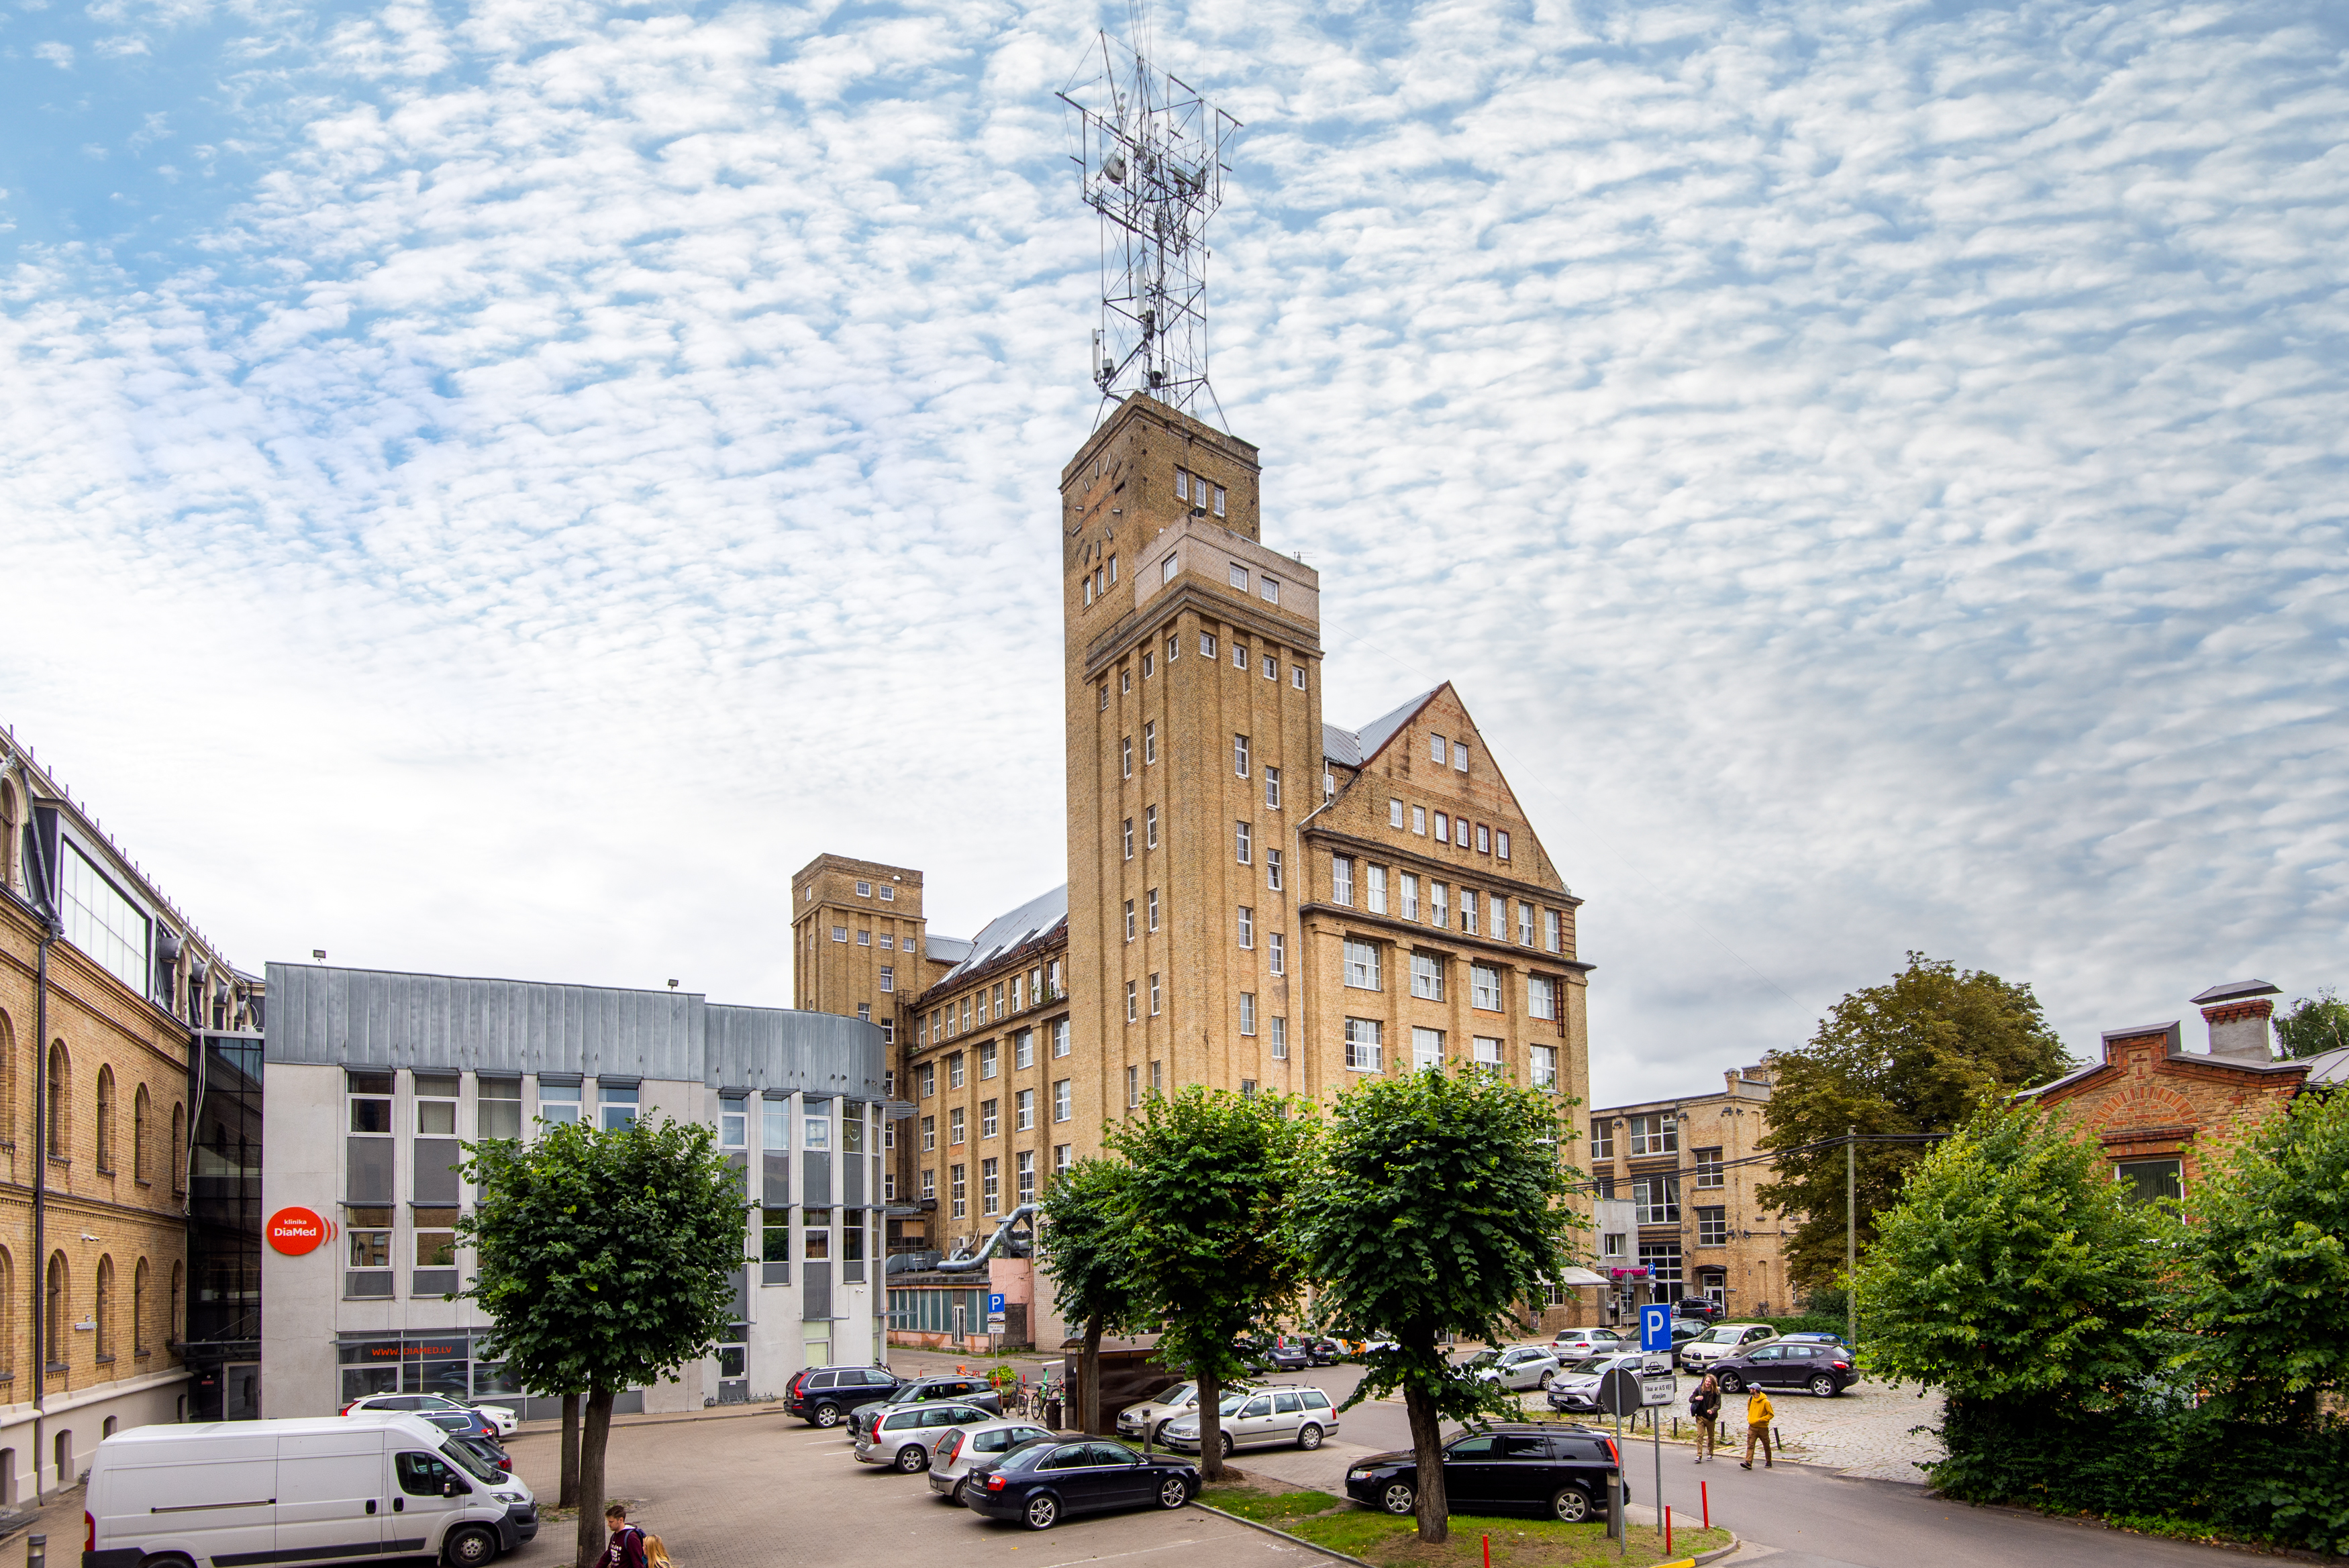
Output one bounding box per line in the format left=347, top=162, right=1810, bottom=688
left=1741, top=1388, right=1775, bottom=1469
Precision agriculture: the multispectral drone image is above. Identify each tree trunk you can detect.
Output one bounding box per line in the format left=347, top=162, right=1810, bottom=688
left=1197, top=1365, right=1224, bottom=1483
left=1081, top=1316, right=1103, bottom=1435
left=1402, top=1378, right=1450, bottom=1543
left=573, top=1388, right=617, bottom=1568
left=559, top=1392, right=581, bottom=1509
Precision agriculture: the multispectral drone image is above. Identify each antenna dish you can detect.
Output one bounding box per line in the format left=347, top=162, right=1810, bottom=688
left=1058, top=25, right=1241, bottom=427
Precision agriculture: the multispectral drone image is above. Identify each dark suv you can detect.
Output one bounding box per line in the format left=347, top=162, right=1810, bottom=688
left=1343, top=1423, right=1626, bottom=1524
left=1710, top=1341, right=1856, bottom=1398
left=848, top=1375, right=1004, bottom=1439
left=787, top=1365, right=905, bottom=1428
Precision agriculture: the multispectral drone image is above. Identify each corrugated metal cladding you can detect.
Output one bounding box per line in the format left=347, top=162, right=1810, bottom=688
left=266, top=964, right=883, bottom=1097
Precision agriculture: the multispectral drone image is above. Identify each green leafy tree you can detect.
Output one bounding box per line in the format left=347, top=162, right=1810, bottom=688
left=1035, top=1157, right=1146, bottom=1435
left=1105, top=1086, right=1315, bottom=1483
left=1291, top=1067, right=1581, bottom=1543
left=1854, top=1106, right=2168, bottom=1403
left=458, top=1116, right=746, bottom=1568
left=2275, top=990, right=2349, bottom=1060
left=1760, top=953, right=2072, bottom=1290
left=2177, top=1089, right=2349, bottom=1427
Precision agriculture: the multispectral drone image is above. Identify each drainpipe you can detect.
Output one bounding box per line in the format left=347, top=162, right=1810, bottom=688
left=32, top=920, right=54, bottom=1499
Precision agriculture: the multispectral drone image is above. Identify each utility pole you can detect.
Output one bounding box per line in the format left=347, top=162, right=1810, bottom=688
left=1846, top=1127, right=1857, bottom=1346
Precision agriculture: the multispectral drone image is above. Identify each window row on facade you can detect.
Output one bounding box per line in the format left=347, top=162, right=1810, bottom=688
left=918, top=965, right=1065, bottom=1047
left=918, top=1144, right=1067, bottom=1220
left=1328, top=855, right=1569, bottom=956
left=1334, top=1016, right=1560, bottom=1088
left=0, top=1014, right=189, bottom=1193
left=0, top=1245, right=184, bottom=1376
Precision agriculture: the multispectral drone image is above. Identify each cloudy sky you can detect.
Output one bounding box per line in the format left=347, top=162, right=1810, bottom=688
left=5, top=0, right=2344, bottom=1102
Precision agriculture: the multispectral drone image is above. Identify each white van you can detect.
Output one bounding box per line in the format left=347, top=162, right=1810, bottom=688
left=85, top=1413, right=537, bottom=1568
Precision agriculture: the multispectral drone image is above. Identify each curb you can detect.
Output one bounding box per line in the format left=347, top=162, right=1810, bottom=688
left=1190, top=1499, right=1740, bottom=1568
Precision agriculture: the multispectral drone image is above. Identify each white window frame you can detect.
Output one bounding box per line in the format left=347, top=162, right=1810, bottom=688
left=1344, top=1017, right=1384, bottom=1073
left=1344, top=938, right=1381, bottom=991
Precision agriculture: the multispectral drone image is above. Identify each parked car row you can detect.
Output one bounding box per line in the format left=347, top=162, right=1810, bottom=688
left=1345, top=1422, right=1630, bottom=1524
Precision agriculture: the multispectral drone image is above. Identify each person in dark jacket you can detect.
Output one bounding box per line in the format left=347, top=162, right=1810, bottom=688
left=1689, top=1374, right=1721, bottom=1463
left=599, top=1505, right=648, bottom=1568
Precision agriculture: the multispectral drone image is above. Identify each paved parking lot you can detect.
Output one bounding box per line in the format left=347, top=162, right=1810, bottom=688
left=497, top=1403, right=1319, bottom=1568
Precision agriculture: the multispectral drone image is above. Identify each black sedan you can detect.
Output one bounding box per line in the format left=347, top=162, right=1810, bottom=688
left=1343, top=1424, right=1627, bottom=1524
left=1710, top=1341, right=1856, bottom=1398
left=963, top=1438, right=1197, bottom=1530
left=1306, top=1339, right=1343, bottom=1367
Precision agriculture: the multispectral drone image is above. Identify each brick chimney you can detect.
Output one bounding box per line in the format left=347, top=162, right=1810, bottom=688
left=2190, top=979, right=2281, bottom=1063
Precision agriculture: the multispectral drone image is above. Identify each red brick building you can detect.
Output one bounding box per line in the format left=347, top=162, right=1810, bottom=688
left=2023, top=980, right=2348, bottom=1202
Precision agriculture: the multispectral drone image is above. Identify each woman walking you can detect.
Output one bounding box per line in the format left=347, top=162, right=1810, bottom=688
left=1689, top=1373, right=1721, bottom=1463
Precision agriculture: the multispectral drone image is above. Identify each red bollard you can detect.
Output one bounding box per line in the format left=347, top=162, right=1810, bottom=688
left=1481, top=1534, right=1490, bottom=1568
left=1665, top=1506, right=1672, bottom=1555
left=1701, top=1479, right=1709, bottom=1528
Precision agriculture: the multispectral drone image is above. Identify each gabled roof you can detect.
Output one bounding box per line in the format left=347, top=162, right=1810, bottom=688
left=2190, top=978, right=2281, bottom=1005
left=935, top=884, right=1068, bottom=989
left=1326, top=686, right=1443, bottom=771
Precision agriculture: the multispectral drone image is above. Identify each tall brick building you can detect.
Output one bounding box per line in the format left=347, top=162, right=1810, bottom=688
left=796, top=395, right=1593, bottom=1345
left=0, top=729, right=259, bottom=1499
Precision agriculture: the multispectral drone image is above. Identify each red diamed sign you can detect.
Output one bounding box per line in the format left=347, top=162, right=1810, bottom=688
left=267, top=1206, right=332, bottom=1255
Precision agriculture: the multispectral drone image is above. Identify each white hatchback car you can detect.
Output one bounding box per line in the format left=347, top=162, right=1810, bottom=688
left=1469, top=1345, right=1563, bottom=1391
left=926, top=1418, right=1058, bottom=1504
left=343, top=1393, right=519, bottom=1437
left=1679, top=1322, right=1777, bottom=1373
left=1159, top=1386, right=1340, bottom=1458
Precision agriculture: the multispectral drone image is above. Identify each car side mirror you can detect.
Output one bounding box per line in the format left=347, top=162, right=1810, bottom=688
left=443, top=1480, right=469, bottom=1498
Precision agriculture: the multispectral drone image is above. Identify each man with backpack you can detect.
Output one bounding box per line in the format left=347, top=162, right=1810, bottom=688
left=598, top=1504, right=648, bottom=1568
left=1688, top=1373, right=1721, bottom=1462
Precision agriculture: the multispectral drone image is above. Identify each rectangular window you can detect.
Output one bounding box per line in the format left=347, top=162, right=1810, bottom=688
left=1122, top=737, right=1133, bottom=777
left=1401, top=873, right=1419, bottom=921
left=1411, top=952, right=1444, bottom=1000
left=1162, top=553, right=1177, bottom=584
left=1472, top=1035, right=1503, bottom=1071
left=1148, top=888, right=1160, bottom=931
left=1545, top=908, right=1562, bottom=953
left=1629, top=1113, right=1679, bottom=1157
left=1010, top=974, right=1023, bottom=1012
left=1412, top=1027, right=1444, bottom=1071
left=1164, top=635, right=1177, bottom=664
left=600, top=1083, right=638, bottom=1131
left=1431, top=882, right=1448, bottom=927
left=1144, top=650, right=1156, bottom=678
left=1344, top=1018, right=1384, bottom=1072
left=979, top=1041, right=998, bottom=1080
left=1017, top=1149, right=1037, bottom=1208
left=1125, top=900, right=1136, bottom=941
left=1236, top=821, right=1252, bottom=864
left=1126, top=1065, right=1140, bottom=1108
left=1107, top=554, right=1116, bottom=584
left=1497, top=830, right=1511, bottom=860
left=1126, top=981, right=1138, bottom=1023
left=1293, top=665, right=1306, bottom=689
left=1265, top=767, right=1281, bottom=808
left=950, top=1106, right=965, bottom=1145
left=1052, top=1019, right=1070, bottom=1057
left=61, top=845, right=148, bottom=993
left=832, top=925, right=847, bottom=942
left=1528, top=975, right=1557, bottom=1020
left=1270, top=1016, right=1289, bottom=1059
left=1265, top=849, right=1283, bottom=891
left=856, top=929, right=870, bottom=946
left=1201, top=632, right=1218, bottom=658
left=1344, top=938, right=1381, bottom=990
left=949, top=1053, right=966, bottom=1090
left=1263, top=653, right=1277, bottom=679
left=1146, top=805, right=1158, bottom=847
left=1149, top=973, right=1161, bottom=1014
left=1233, top=733, right=1250, bottom=777
left=1215, top=485, right=1228, bottom=517
left=1519, top=902, right=1534, bottom=945
left=879, top=965, right=894, bottom=993
left=981, top=1098, right=999, bottom=1139
left=1015, top=1029, right=1034, bottom=1069
left=917, top=1063, right=936, bottom=1098
left=962, top=997, right=972, bottom=1031
left=1694, top=1147, right=1724, bottom=1188
left=1460, top=888, right=1478, bottom=934
left=1177, top=469, right=1190, bottom=501
left=1237, top=908, right=1254, bottom=949
left=1432, top=734, right=1448, bottom=765
left=1390, top=798, right=1405, bottom=828
left=1150, top=1060, right=1164, bottom=1096
left=1434, top=812, right=1450, bottom=845
left=1640, top=1240, right=1682, bottom=1289
left=920, top=1167, right=936, bottom=1202
left=1053, top=1079, right=1072, bottom=1122
left=1698, top=1207, right=1728, bottom=1247
left=2116, top=1158, right=2183, bottom=1205
left=1099, top=681, right=1110, bottom=710
left=1234, top=639, right=1248, bottom=668
left=1240, top=993, right=1256, bottom=1035
left=720, top=1095, right=748, bottom=1150
left=950, top=1164, right=967, bottom=1220
left=1332, top=856, right=1354, bottom=906
left=920, top=1115, right=936, bottom=1153
left=1268, top=931, right=1285, bottom=976
left=1455, top=741, right=1468, bottom=773
left=1366, top=864, right=1387, bottom=914
left=1123, top=819, right=1134, bottom=859
left=1635, top=1175, right=1681, bottom=1225
left=1055, top=1143, right=1073, bottom=1177
left=1144, top=722, right=1157, bottom=764
left=1477, top=823, right=1491, bottom=853
left=1590, top=1118, right=1614, bottom=1159
left=477, top=1078, right=522, bottom=1141
left=1531, top=1044, right=1558, bottom=1090
left=805, top=1110, right=831, bottom=1152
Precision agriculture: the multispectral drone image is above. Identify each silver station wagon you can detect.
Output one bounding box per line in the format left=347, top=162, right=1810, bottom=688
left=1159, top=1386, right=1340, bottom=1457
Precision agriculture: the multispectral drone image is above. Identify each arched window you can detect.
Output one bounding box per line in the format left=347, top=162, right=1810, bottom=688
left=44, top=1253, right=66, bottom=1371
left=169, top=1104, right=186, bottom=1194
left=0, top=1247, right=14, bottom=1377
left=132, top=1086, right=150, bottom=1183
left=45, top=1043, right=68, bottom=1161
left=95, top=1256, right=114, bottom=1361
left=0, top=778, right=17, bottom=892
left=133, top=1258, right=150, bottom=1356
left=168, top=1262, right=184, bottom=1349
left=0, top=1008, right=13, bottom=1150
left=95, top=1067, right=116, bottom=1173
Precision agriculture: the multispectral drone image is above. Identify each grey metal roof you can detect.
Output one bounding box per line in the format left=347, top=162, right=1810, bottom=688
left=1322, top=723, right=1362, bottom=768
left=1327, top=688, right=1443, bottom=770
left=265, top=961, right=883, bottom=1098
left=2189, top=978, right=2282, bottom=1004
left=925, top=935, right=974, bottom=965
left=2300, top=1045, right=2349, bottom=1087
left=937, top=885, right=1068, bottom=988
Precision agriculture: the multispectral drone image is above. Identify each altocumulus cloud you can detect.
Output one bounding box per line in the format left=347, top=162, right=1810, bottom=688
left=1, top=0, right=2343, bottom=1100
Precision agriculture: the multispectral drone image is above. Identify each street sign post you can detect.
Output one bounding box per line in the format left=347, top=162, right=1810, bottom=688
left=1636, top=1306, right=1675, bottom=1547
left=1640, top=1304, right=1672, bottom=1353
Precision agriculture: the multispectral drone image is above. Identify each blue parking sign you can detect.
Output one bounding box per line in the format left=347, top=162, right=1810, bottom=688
left=989, top=1293, right=1007, bottom=1315
left=1640, top=1303, right=1672, bottom=1352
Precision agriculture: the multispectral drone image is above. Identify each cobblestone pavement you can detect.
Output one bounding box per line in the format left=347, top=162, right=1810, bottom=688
left=1510, top=1377, right=1945, bottom=1484
left=501, top=1401, right=1317, bottom=1568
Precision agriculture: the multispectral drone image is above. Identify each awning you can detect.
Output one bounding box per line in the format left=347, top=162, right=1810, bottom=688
left=1552, top=1267, right=1609, bottom=1288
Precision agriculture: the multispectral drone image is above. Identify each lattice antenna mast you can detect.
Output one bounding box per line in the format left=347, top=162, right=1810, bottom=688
left=1058, top=17, right=1240, bottom=426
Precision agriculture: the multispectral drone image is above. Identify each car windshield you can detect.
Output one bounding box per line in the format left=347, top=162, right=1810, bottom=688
left=1466, top=1350, right=1501, bottom=1367
left=440, top=1439, right=500, bottom=1484
left=1158, top=1383, right=1197, bottom=1408
left=1697, top=1326, right=1740, bottom=1344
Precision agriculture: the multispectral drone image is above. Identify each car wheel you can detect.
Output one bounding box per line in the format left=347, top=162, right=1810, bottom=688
left=897, top=1445, right=930, bottom=1473
left=811, top=1402, right=842, bottom=1428
left=1219, top=1432, right=1236, bottom=1459
left=1810, top=1373, right=1839, bottom=1398
left=1157, top=1475, right=1190, bottom=1510
left=1550, top=1485, right=1592, bottom=1524
left=1024, top=1493, right=1060, bottom=1530
left=1538, top=1370, right=1555, bottom=1390
left=1381, top=1481, right=1415, bottom=1516
left=1297, top=1424, right=1323, bottom=1451
left=444, top=1525, right=499, bottom=1568
left=1716, top=1373, right=1742, bottom=1394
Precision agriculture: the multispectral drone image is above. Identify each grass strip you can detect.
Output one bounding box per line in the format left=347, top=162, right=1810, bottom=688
left=1287, top=1510, right=1732, bottom=1567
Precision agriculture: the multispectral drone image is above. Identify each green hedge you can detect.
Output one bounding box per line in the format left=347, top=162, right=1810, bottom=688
left=1932, top=1398, right=2349, bottom=1555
